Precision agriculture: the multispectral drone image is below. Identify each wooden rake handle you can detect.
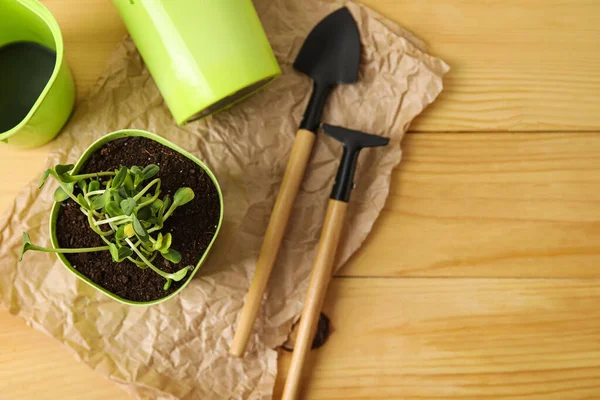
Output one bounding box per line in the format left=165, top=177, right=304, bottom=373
left=282, top=199, right=348, bottom=400
left=230, top=129, right=316, bottom=357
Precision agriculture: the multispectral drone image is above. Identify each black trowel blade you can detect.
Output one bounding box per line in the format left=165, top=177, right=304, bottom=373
left=293, top=7, right=361, bottom=85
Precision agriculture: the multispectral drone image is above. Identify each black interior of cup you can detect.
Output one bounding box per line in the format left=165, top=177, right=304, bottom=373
left=0, top=41, right=56, bottom=132
left=186, top=77, right=275, bottom=123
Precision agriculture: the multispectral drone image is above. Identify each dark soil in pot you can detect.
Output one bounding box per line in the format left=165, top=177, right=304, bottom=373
left=56, top=137, right=221, bottom=302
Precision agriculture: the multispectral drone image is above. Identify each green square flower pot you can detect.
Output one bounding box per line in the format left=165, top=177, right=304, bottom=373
left=0, top=0, right=75, bottom=148
left=49, top=130, right=224, bottom=305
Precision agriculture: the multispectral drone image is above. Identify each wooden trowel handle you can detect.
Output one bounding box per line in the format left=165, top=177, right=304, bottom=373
left=230, top=129, right=317, bottom=357
left=282, top=199, right=348, bottom=400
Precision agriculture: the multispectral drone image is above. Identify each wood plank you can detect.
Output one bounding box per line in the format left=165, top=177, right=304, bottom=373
left=274, top=277, right=600, bottom=399
left=359, top=0, right=600, bottom=131
left=41, top=0, right=127, bottom=100
left=0, top=2, right=598, bottom=400
left=4, top=278, right=599, bottom=399
left=42, top=0, right=600, bottom=132
left=0, top=312, right=131, bottom=400
left=0, top=144, right=51, bottom=212
left=3, top=133, right=600, bottom=279
left=342, top=132, right=600, bottom=278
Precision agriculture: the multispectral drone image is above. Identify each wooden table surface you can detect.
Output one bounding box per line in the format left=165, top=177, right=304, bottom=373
left=1, top=1, right=600, bottom=399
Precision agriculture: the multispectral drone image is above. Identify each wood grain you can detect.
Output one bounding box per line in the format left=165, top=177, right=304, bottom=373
left=341, top=132, right=600, bottom=278
left=274, top=278, right=600, bottom=399
left=5, top=278, right=599, bottom=400
left=360, top=0, right=600, bottom=132
left=0, top=1, right=599, bottom=399
left=40, top=0, right=600, bottom=132
left=282, top=200, right=348, bottom=399
left=0, top=144, right=51, bottom=212
left=3, top=132, right=600, bottom=279
left=0, top=312, right=130, bottom=400
left=232, top=129, right=317, bottom=357
left=42, top=0, right=126, bottom=100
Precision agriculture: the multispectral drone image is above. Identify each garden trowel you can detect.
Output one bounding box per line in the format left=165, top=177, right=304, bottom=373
left=230, top=7, right=361, bottom=357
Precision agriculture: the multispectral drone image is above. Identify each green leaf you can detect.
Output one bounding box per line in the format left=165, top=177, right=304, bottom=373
left=137, top=206, right=152, bottom=221
left=162, top=195, right=172, bottom=212
left=120, top=198, right=137, bottom=216
left=146, top=217, right=159, bottom=225
left=115, top=225, right=126, bottom=241
left=132, top=214, right=149, bottom=242
left=173, top=187, right=195, bottom=207
left=89, top=180, right=100, bottom=192
left=141, top=242, right=154, bottom=253
left=55, top=164, right=75, bottom=175
left=39, top=164, right=75, bottom=188
left=119, top=247, right=133, bottom=260
left=122, top=173, right=134, bottom=195
left=19, top=232, right=33, bottom=262
left=159, top=233, right=172, bottom=253
left=109, top=243, right=133, bottom=262
left=118, top=186, right=129, bottom=199
left=153, top=233, right=163, bottom=251
left=77, top=180, right=88, bottom=193
left=54, top=187, right=69, bottom=202
left=112, top=190, right=122, bottom=204
left=150, top=198, right=163, bottom=215
left=91, top=190, right=111, bottom=210
left=142, top=164, right=159, bottom=180
left=157, top=195, right=170, bottom=226
left=163, top=279, right=172, bottom=290
left=161, top=248, right=181, bottom=264
left=108, top=243, right=119, bottom=261
left=131, top=166, right=144, bottom=188
left=39, top=169, right=51, bottom=188
left=55, top=166, right=77, bottom=183
left=54, top=183, right=74, bottom=202
left=111, top=166, right=128, bottom=189
left=105, top=201, right=123, bottom=217
left=77, top=194, right=90, bottom=210
left=130, top=257, right=150, bottom=269
left=117, top=246, right=133, bottom=262
left=171, top=265, right=191, bottom=281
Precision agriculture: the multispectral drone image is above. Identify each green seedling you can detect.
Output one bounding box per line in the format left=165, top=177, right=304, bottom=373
left=21, top=164, right=196, bottom=290
left=19, top=232, right=109, bottom=262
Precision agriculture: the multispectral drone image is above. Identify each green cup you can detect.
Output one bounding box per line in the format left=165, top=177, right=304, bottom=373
left=0, top=0, right=75, bottom=148
left=112, top=0, right=281, bottom=125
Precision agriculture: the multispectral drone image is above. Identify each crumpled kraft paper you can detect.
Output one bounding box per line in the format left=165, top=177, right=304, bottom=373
left=0, top=1, right=448, bottom=398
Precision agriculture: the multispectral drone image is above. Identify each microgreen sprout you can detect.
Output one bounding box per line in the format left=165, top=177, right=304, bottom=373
left=21, top=163, right=196, bottom=290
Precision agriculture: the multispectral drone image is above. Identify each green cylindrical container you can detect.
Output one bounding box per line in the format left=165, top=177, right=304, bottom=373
left=112, top=0, right=281, bottom=125
left=49, top=129, right=225, bottom=306
left=0, top=0, right=75, bottom=148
